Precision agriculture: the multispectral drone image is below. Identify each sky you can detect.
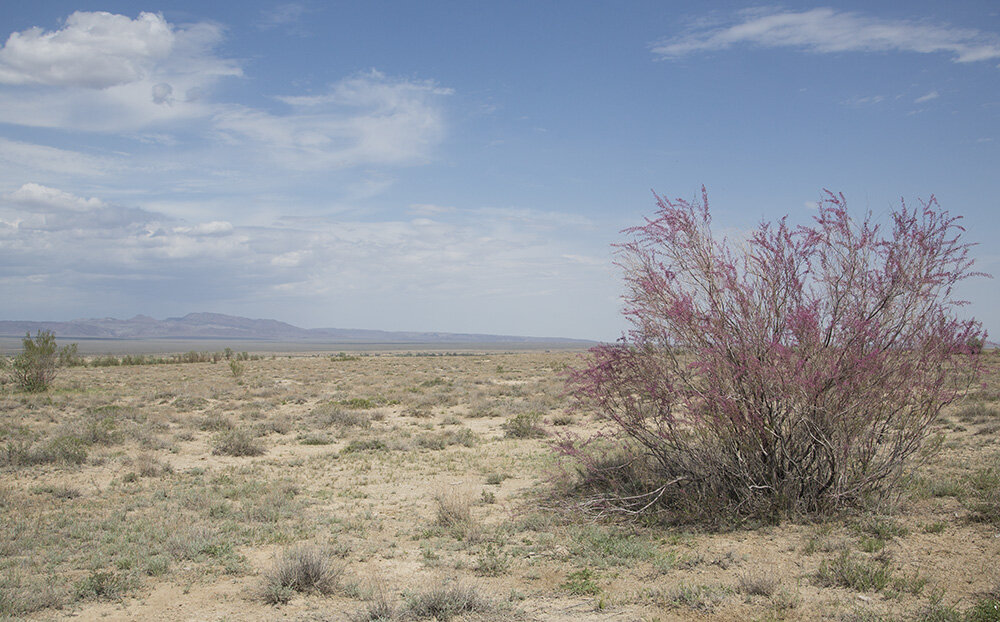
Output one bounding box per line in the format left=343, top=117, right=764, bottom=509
left=0, top=1, right=997, bottom=341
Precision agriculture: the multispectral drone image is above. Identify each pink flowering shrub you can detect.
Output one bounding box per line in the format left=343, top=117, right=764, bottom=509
left=565, top=188, right=987, bottom=523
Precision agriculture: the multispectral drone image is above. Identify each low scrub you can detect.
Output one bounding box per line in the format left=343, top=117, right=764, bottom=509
left=313, top=403, right=372, bottom=428
left=417, top=428, right=477, bottom=450
left=2, top=434, right=89, bottom=467
left=74, top=570, right=135, bottom=602
left=260, top=544, right=343, bottom=604
left=404, top=583, right=494, bottom=621
left=211, top=428, right=265, bottom=457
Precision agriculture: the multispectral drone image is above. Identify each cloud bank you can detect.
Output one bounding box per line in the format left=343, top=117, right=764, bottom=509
left=0, top=184, right=608, bottom=330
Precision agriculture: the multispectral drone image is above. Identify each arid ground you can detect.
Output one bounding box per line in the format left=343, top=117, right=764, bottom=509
left=2, top=349, right=999, bottom=621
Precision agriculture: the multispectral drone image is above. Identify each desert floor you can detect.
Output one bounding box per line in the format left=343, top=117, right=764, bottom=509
left=2, top=349, right=999, bottom=621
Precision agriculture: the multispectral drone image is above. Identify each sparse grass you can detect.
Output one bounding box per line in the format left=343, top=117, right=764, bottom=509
left=561, top=568, right=602, bottom=595
left=964, top=599, right=1000, bottom=622
left=74, top=569, right=136, bottom=602
left=352, top=596, right=397, bottom=621
left=965, top=460, right=1000, bottom=524
left=2, top=433, right=88, bottom=466
left=569, top=524, right=657, bottom=567
left=956, top=403, right=1000, bottom=424
left=0, top=573, right=68, bottom=617
left=923, top=521, right=948, bottom=534
left=916, top=596, right=1000, bottom=622
left=815, top=551, right=893, bottom=592
left=854, top=515, right=909, bottom=540
left=890, top=570, right=928, bottom=596
left=664, top=582, right=731, bottom=611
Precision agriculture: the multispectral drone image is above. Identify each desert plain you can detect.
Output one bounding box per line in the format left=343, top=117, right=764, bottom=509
left=1, top=348, right=999, bottom=621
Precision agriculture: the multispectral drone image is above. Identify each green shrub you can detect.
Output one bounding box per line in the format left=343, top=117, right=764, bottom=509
left=228, top=359, right=246, bottom=381
left=474, top=542, right=510, bottom=576
left=9, top=331, right=62, bottom=392
left=502, top=411, right=546, bottom=438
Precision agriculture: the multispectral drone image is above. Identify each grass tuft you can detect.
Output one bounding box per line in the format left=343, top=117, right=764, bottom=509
left=434, top=490, right=472, bottom=530
left=404, top=583, right=494, bottom=621
left=737, top=569, right=779, bottom=597
left=260, top=544, right=342, bottom=604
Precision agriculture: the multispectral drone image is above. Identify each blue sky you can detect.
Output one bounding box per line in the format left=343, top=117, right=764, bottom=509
left=0, top=1, right=997, bottom=341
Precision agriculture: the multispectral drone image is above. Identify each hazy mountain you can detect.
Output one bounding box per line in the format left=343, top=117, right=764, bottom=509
left=0, top=313, right=593, bottom=345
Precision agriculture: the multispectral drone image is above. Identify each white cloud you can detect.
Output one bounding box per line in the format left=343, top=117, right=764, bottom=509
left=0, top=11, right=239, bottom=88
left=0, top=15, right=448, bottom=174
left=653, top=8, right=1000, bottom=64
left=0, top=12, right=172, bottom=88
left=843, top=94, right=886, bottom=107
left=259, top=3, right=310, bottom=31
left=915, top=90, right=940, bottom=103
left=0, top=138, right=118, bottom=178
left=172, top=221, right=233, bottom=236
left=214, top=70, right=451, bottom=168
left=408, top=203, right=455, bottom=216
left=0, top=183, right=160, bottom=231
left=5, top=182, right=105, bottom=211
left=0, top=11, right=240, bottom=131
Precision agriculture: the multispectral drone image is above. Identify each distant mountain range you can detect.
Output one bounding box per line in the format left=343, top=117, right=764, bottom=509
left=0, top=312, right=593, bottom=345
